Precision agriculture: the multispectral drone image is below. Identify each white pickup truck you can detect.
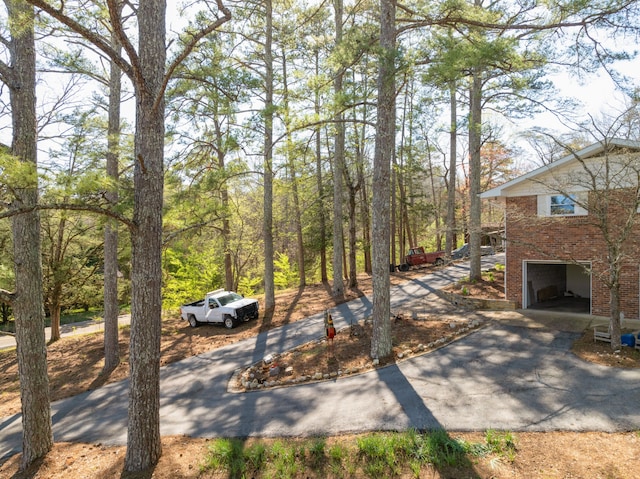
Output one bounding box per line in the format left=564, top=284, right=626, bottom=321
left=180, top=289, right=259, bottom=329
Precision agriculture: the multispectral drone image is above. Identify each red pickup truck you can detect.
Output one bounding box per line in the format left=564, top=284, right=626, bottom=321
left=397, top=246, right=445, bottom=271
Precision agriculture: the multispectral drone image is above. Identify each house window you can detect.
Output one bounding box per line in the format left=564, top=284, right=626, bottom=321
left=537, top=193, right=587, bottom=217
left=550, top=194, right=576, bottom=215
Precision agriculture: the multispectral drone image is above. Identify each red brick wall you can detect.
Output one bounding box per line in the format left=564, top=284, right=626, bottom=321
left=505, top=194, right=640, bottom=319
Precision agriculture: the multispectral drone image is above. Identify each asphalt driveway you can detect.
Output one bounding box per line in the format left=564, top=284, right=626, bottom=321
left=2, top=254, right=639, bottom=462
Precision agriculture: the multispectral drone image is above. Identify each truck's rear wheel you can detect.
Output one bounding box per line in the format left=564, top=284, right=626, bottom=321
left=435, top=257, right=445, bottom=266
left=224, top=315, right=235, bottom=329
left=188, top=315, right=199, bottom=328
left=399, top=263, right=410, bottom=272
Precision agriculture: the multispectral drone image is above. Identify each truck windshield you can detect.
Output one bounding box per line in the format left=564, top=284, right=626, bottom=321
left=217, top=293, right=242, bottom=306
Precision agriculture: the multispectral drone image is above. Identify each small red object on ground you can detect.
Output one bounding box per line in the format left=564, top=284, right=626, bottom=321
left=324, top=310, right=336, bottom=355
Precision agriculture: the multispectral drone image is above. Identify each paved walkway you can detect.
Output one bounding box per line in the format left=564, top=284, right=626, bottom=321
left=0, top=315, right=131, bottom=352
left=2, top=255, right=639, bottom=462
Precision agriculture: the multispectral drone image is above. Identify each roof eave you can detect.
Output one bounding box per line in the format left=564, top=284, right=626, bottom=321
left=480, top=138, right=640, bottom=199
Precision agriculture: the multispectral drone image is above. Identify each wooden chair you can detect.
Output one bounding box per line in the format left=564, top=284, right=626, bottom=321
left=593, top=324, right=612, bottom=343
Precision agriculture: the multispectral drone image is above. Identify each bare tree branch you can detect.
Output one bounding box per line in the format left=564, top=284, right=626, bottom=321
left=0, top=202, right=135, bottom=230
left=26, top=0, right=135, bottom=79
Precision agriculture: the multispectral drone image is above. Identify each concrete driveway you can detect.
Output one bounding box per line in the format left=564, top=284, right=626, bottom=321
left=0, top=315, right=132, bottom=352
left=2, top=254, right=639, bottom=462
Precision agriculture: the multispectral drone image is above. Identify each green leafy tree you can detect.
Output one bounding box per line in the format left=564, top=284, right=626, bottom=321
left=162, top=247, right=222, bottom=308
left=166, top=30, right=256, bottom=292
left=41, top=107, right=109, bottom=341
left=273, top=251, right=299, bottom=289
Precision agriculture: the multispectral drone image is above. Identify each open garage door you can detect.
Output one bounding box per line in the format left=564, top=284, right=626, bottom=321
left=524, top=261, right=591, bottom=314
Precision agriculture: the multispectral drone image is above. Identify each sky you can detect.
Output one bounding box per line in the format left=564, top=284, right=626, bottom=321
left=498, top=51, right=640, bottom=168
left=2, top=1, right=639, bottom=173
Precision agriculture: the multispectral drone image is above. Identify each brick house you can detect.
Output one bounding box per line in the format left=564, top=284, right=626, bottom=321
left=480, top=138, right=640, bottom=319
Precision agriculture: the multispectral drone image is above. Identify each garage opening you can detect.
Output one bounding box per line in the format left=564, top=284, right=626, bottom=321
left=524, top=262, right=591, bottom=314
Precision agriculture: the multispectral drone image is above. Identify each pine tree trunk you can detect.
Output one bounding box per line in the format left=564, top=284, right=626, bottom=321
left=292, top=168, right=306, bottom=287
left=357, top=157, right=372, bottom=275
left=314, top=49, right=328, bottom=283
left=427, top=149, right=442, bottom=250
left=103, top=217, right=119, bottom=371
left=7, top=0, right=53, bottom=469
left=49, top=217, right=66, bottom=343
left=332, top=0, right=345, bottom=299
left=390, top=159, right=397, bottom=266
left=124, top=0, right=165, bottom=471
left=468, top=68, right=483, bottom=281
left=371, top=0, right=395, bottom=360
left=347, top=180, right=358, bottom=288
left=222, top=189, right=234, bottom=291
left=445, top=82, right=457, bottom=256
left=50, top=293, right=61, bottom=342
left=263, top=0, right=276, bottom=311
left=104, top=11, right=122, bottom=373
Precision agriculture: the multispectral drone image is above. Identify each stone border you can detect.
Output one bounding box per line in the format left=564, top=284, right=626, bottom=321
left=434, top=289, right=517, bottom=311
left=228, top=317, right=487, bottom=394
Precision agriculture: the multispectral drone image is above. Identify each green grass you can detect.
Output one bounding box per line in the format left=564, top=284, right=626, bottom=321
left=484, top=429, right=517, bottom=461
left=328, top=443, right=347, bottom=476
left=201, top=438, right=266, bottom=478
left=201, top=430, right=518, bottom=478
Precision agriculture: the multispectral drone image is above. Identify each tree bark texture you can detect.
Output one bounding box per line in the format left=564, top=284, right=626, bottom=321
left=445, top=82, right=457, bottom=256
left=427, top=148, right=442, bottom=250
left=371, top=0, right=395, bottom=360
left=222, top=174, right=233, bottom=291
left=49, top=281, right=62, bottom=342
left=357, top=145, right=372, bottom=275
left=332, top=0, right=345, bottom=299
left=6, top=0, right=53, bottom=468
left=263, top=0, right=276, bottom=311
left=346, top=176, right=358, bottom=288
left=314, top=49, right=328, bottom=283
left=468, top=68, right=483, bottom=281
left=48, top=263, right=63, bottom=342
left=393, top=81, right=408, bottom=261
left=391, top=154, right=397, bottom=266
left=103, top=24, right=122, bottom=373
left=124, top=0, right=165, bottom=471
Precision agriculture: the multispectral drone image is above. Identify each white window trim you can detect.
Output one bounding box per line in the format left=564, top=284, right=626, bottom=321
left=537, top=193, right=587, bottom=217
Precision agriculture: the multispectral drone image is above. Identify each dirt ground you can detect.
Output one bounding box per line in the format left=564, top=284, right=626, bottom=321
left=1, top=264, right=639, bottom=478
left=232, top=312, right=485, bottom=392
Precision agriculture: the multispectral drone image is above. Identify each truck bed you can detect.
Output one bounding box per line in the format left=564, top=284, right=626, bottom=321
left=182, top=299, right=204, bottom=308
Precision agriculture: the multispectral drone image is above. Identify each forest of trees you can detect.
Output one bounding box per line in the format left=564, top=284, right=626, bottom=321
left=1, top=0, right=639, bottom=473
